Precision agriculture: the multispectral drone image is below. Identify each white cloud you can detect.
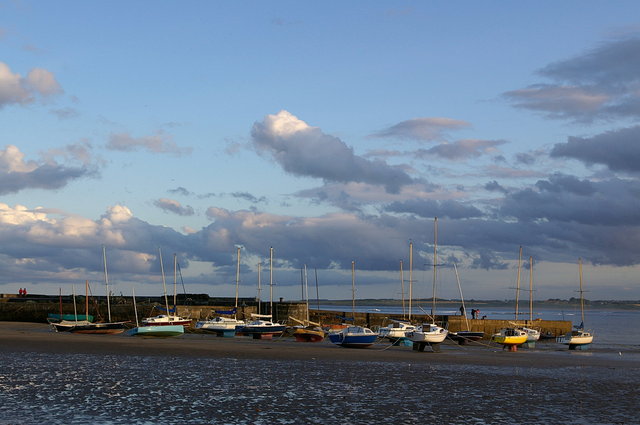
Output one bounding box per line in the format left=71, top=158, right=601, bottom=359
left=107, top=131, right=192, bottom=155
left=0, top=62, right=62, bottom=108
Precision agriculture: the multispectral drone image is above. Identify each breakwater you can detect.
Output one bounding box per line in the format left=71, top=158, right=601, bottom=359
left=0, top=295, right=571, bottom=338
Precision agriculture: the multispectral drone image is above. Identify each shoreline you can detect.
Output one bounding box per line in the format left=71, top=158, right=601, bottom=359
left=2, top=322, right=638, bottom=369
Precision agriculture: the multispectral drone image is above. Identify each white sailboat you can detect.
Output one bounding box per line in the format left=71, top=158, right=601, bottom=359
left=557, top=258, right=594, bottom=349
left=196, top=246, right=245, bottom=336
left=406, top=217, right=448, bottom=351
left=128, top=287, right=184, bottom=337
left=142, top=249, right=191, bottom=327
left=240, top=247, right=286, bottom=339
left=379, top=247, right=416, bottom=343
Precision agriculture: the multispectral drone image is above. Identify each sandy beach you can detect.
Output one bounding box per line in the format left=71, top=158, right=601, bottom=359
left=1, top=322, right=639, bottom=425
left=2, top=321, right=639, bottom=368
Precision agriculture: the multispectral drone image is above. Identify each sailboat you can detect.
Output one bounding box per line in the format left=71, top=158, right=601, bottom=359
left=196, top=246, right=246, bottom=337
left=522, top=256, right=541, bottom=342
left=379, top=249, right=416, bottom=344
left=448, top=263, right=484, bottom=344
left=142, top=249, right=191, bottom=327
left=240, top=247, right=286, bottom=339
left=291, top=265, right=325, bottom=342
left=49, top=285, right=93, bottom=332
left=67, top=248, right=129, bottom=334
left=406, top=217, right=448, bottom=351
left=557, top=258, right=594, bottom=349
left=328, top=261, right=379, bottom=348
left=128, top=287, right=184, bottom=337
left=492, top=246, right=528, bottom=350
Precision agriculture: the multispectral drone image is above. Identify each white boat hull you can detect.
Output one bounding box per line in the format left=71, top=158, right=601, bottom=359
left=407, top=323, right=448, bottom=344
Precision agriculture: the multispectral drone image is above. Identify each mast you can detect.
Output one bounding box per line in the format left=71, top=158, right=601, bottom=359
left=72, top=285, right=78, bottom=322
left=102, top=245, right=112, bottom=322
left=400, top=260, right=405, bottom=319
left=173, top=253, right=178, bottom=308
left=257, top=262, right=262, bottom=315
left=579, top=257, right=585, bottom=326
left=453, top=263, right=470, bottom=331
left=85, top=280, right=89, bottom=320
left=529, top=256, right=534, bottom=322
left=132, top=287, right=139, bottom=327
left=515, top=246, right=522, bottom=321
left=269, top=247, right=274, bottom=317
left=432, top=217, right=438, bottom=318
left=158, top=248, right=170, bottom=318
left=304, top=264, right=309, bottom=323
left=351, top=260, right=356, bottom=319
left=314, top=268, right=320, bottom=311
left=409, top=241, right=413, bottom=321
left=235, top=246, right=241, bottom=318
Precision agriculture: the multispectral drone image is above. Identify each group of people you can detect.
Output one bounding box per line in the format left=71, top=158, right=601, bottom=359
left=459, top=305, right=481, bottom=319
left=17, top=288, right=28, bottom=297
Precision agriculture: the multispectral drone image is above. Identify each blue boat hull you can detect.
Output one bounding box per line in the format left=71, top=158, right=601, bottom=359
left=328, top=333, right=377, bottom=348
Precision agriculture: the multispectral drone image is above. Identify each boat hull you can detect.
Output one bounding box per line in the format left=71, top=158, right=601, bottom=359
left=449, top=331, right=484, bottom=345
left=128, top=325, right=184, bottom=337
left=142, top=315, right=191, bottom=327
left=328, top=326, right=378, bottom=348
left=293, top=328, right=325, bottom=342
left=69, top=321, right=129, bottom=334
left=557, top=330, right=593, bottom=347
left=407, top=324, right=448, bottom=344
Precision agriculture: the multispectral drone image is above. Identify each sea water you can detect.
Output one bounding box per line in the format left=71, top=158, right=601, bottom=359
left=0, top=351, right=638, bottom=425
left=320, top=304, right=640, bottom=351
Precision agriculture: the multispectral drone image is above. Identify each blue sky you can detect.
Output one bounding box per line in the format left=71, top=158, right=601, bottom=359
left=2, top=1, right=640, bottom=302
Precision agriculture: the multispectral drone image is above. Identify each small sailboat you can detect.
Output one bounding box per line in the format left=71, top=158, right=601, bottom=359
left=328, top=261, right=378, bottom=348
left=379, top=247, right=416, bottom=345
left=49, top=285, right=93, bottom=332
left=291, top=265, right=325, bottom=342
left=557, top=258, right=594, bottom=349
left=67, top=247, right=129, bottom=334
left=522, top=256, right=540, bottom=343
left=239, top=247, right=286, bottom=339
left=407, top=218, right=448, bottom=351
left=142, top=249, right=191, bottom=327
left=492, top=246, right=528, bottom=350
left=448, top=263, right=484, bottom=344
left=196, top=246, right=245, bottom=336
left=128, top=288, right=184, bottom=337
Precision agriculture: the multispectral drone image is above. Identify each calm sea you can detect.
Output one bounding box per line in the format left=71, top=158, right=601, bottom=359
left=319, top=304, right=640, bottom=351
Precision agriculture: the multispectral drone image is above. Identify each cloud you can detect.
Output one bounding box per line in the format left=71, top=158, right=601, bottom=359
left=371, top=117, right=471, bottom=141
left=551, top=125, right=640, bottom=173
left=153, top=198, right=195, bottom=216
left=107, top=131, right=192, bottom=155
left=251, top=110, right=414, bottom=193
left=230, top=192, right=267, bottom=204
left=415, top=139, right=506, bottom=160
left=384, top=199, right=484, bottom=219
left=0, top=62, right=62, bottom=108
left=500, top=174, right=640, bottom=226
left=504, top=37, right=640, bottom=121
left=0, top=145, right=96, bottom=195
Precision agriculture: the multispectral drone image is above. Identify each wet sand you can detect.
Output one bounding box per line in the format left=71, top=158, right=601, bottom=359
left=1, top=321, right=638, bottom=369
left=1, top=322, right=639, bottom=424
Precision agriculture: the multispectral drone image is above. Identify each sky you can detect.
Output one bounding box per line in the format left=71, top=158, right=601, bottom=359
left=2, top=1, right=640, bottom=302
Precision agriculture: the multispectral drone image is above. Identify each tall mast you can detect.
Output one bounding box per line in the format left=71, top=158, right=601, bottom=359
left=257, top=262, right=262, bottom=315
left=85, top=280, right=89, bottom=320
left=314, top=268, right=320, bottom=311
left=72, top=285, right=78, bottom=322
left=235, top=246, right=241, bottom=310
left=400, top=260, right=405, bottom=320
left=515, top=246, right=522, bottom=321
left=158, top=248, right=170, bottom=318
left=132, top=287, right=139, bottom=327
left=102, top=245, right=112, bottom=322
left=269, top=247, right=274, bottom=317
left=432, top=217, right=438, bottom=318
left=304, top=264, right=309, bottom=322
left=173, top=253, right=178, bottom=308
left=453, top=263, right=470, bottom=331
left=351, top=260, right=356, bottom=319
left=409, top=241, right=413, bottom=321
left=579, top=257, right=585, bottom=325
left=529, top=256, right=533, bottom=322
